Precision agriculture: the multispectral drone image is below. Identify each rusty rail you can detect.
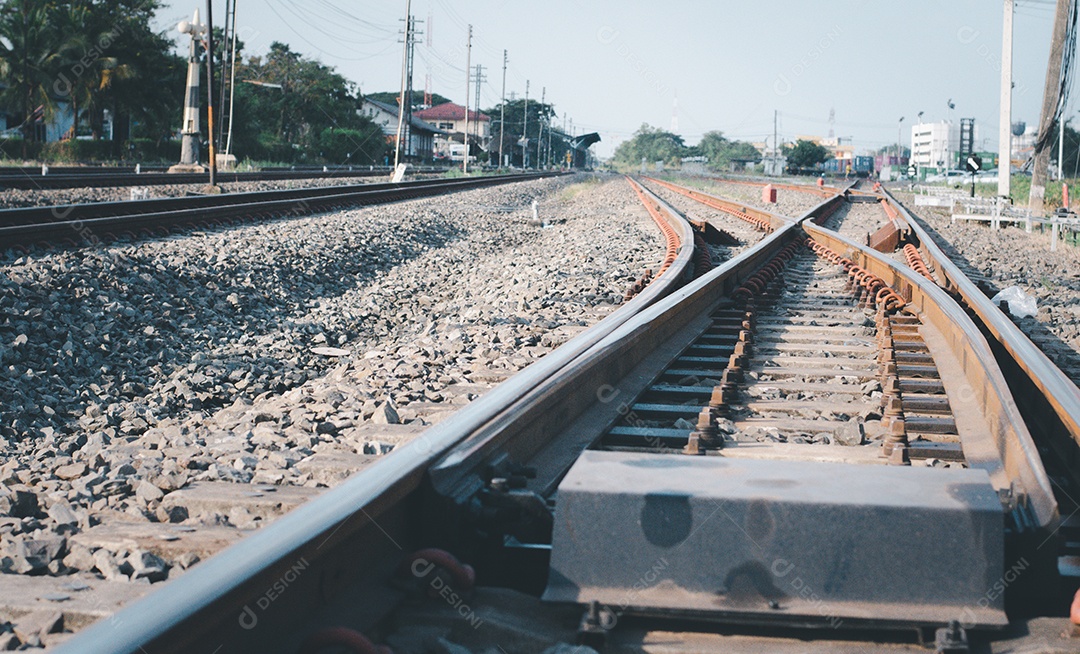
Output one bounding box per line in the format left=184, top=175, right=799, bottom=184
left=881, top=188, right=1080, bottom=480
left=803, top=221, right=1057, bottom=530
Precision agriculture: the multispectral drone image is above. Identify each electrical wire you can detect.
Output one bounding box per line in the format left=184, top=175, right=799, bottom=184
left=265, top=0, right=398, bottom=61
left=1028, top=0, right=1077, bottom=166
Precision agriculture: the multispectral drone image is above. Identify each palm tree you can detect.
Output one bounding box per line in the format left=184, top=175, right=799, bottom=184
left=0, top=0, right=64, bottom=150
left=50, top=2, right=93, bottom=139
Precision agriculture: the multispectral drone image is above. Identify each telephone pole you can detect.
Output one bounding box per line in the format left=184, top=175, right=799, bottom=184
left=499, top=50, right=507, bottom=168
left=216, top=0, right=233, bottom=150
left=547, top=104, right=553, bottom=169
left=523, top=80, right=529, bottom=169
left=204, top=0, right=217, bottom=188
left=538, top=86, right=545, bottom=169
left=463, top=25, right=472, bottom=173
left=998, top=0, right=1013, bottom=199
left=472, top=64, right=486, bottom=146
left=403, top=14, right=423, bottom=159
left=393, top=0, right=412, bottom=169
left=223, top=0, right=239, bottom=161
left=1029, top=0, right=1071, bottom=213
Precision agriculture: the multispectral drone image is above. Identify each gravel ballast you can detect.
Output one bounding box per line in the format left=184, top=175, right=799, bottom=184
left=895, top=192, right=1080, bottom=382
left=679, top=177, right=828, bottom=219
left=0, top=173, right=659, bottom=592
left=0, top=175, right=396, bottom=209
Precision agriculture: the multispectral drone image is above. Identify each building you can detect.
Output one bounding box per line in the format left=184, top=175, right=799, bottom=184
left=910, top=120, right=987, bottom=174
left=359, top=97, right=441, bottom=162
left=910, top=121, right=959, bottom=173
left=414, top=102, right=490, bottom=160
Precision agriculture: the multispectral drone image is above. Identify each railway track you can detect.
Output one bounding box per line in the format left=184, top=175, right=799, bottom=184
left=0, top=166, right=447, bottom=190
left=42, top=176, right=1077, bottom=653
left=0, top=172, right=562, bottom=249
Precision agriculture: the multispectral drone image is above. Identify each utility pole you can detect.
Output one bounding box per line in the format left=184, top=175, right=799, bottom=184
left=538, top=87, right=545, bottom=169
left=403, top=14, right=423, bottom=159
left=393, top=0, right=412, bottom=169
left=773, top=109, right=778, bottom=172
left=499, top=50, right=507, bottom=168
left=523, top=80, right=529, bottom=169
left=998, top=0, right=1013, bottom=199
left=1029, top=0, right=1071, bottom=212
left=205, top=0, right=217, bottom=188
left=463, top=25, right=472, bottom=174
left=472, top=64, right=486, bottom=147
left=216, top=0, right=232, bottom=150
left=223, top=0, right=239, bottom=162
left=547, top=105, right=553, bottom=169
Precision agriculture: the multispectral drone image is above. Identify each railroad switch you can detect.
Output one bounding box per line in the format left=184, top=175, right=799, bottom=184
left=577, top=601, right=615, bottom=649
left=934, top=620, right=969, bottom=653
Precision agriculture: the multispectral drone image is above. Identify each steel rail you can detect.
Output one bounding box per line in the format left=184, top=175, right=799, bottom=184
left=0, top=166, right=449, bottom=190
left=880, top=187, right=1080, bottom=477
left=686, top=173, right=844, bottom=197
left=0, top=173, right=562, bottom=249
left=645, top=177, right=1056, bottom=528
left=52, top=174, right=700, bottom=654
left=54, top=182, right=1055, bottom=649
left=803, top=221, right=1058, bottom=530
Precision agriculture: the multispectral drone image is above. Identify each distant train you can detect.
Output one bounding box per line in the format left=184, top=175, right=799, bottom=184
left=821, top=155, right=874, bottom=177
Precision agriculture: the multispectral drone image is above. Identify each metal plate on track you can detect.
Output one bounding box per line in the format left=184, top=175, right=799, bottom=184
left=544, top=451, right=1006, bottom=628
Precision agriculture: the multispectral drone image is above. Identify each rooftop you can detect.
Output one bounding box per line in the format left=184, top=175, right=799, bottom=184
left=415, top=102, right=490, bottom=123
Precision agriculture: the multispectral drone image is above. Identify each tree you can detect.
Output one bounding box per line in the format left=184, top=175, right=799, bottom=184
left=874, top=144, right=910, bottom=158
left=229, top=43, right=384, bottom=163
left=0, top=0, right=64, bottom=147
left=695, top=131, right=760, bottom=171
left=486, top=98, right=561, bottom=167
left=786, top=139, right=830, bottom=170
left=365, top=90, right=451, bottom=108
left=612, top=124, right=686, bottom=169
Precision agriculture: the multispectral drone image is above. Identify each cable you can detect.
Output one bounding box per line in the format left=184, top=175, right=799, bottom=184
left=1029, top=0, right=1077, bottom=165
left=265, top=0, right=398, bottom=61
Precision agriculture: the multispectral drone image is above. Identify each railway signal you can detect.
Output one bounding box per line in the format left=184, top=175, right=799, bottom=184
left=966, top=154, right=982, bottom=197
left=171, top=10, right=206, bottom=173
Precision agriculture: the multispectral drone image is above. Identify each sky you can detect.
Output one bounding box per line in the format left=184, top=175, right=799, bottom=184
left=156, top=0, right=1072, bottom=159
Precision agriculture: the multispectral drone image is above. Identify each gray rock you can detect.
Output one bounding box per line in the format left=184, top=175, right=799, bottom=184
left=156, top=504, right=189, bottom=524
left=176, top=552, right=200, bottom=569
left=834, top=419, right=865, bottom=446
left=11, top=537, right=66, bottom=574
left=93, top=548, right=126, bottom=581
left=128, top=549, right=169, bottom=582
left=62, top=544, right=96, bottom=571
left=9, top=489, right=39, bottom=518
left=47, top=501, right=79, bottom=528
left=54, top=462, right=87, bottom=480
left=13, top=610, right=62, bottom=644
left=370, top=401, right=399, bottom=425
left=135, top=480, right=164, bottom=504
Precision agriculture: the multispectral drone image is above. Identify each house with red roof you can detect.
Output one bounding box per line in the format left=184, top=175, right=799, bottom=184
left=415, top=102, right=490, bottom=160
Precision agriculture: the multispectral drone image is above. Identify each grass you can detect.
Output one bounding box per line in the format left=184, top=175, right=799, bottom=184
left=932, top=174, right=1074, bottom=208
left=558, top=176, right=601, bottom=202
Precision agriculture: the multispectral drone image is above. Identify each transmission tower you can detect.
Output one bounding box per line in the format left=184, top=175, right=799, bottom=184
left=471, top=64, right=487, bottom=145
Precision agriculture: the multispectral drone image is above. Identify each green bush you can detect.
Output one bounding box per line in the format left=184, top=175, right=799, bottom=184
left=0, top=138, right=44, bottom=162
left=317, top=126, right=388, bottom=166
